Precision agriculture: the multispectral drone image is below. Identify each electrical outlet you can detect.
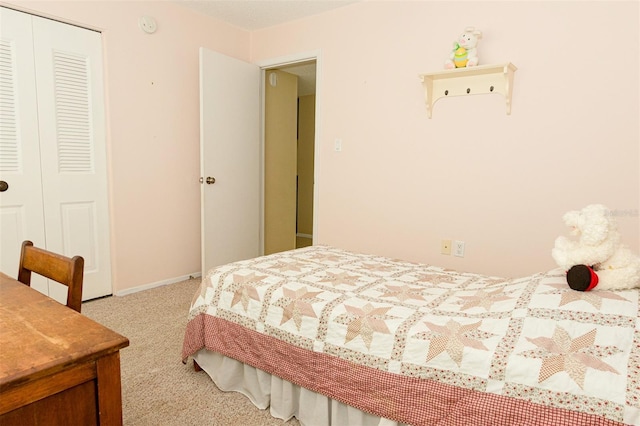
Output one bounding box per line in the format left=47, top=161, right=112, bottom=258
left=334, top=139, right=342, bottom=152
left=441, top=239, right=451, bottom=255
left=453, top=240, right=465, bottom=257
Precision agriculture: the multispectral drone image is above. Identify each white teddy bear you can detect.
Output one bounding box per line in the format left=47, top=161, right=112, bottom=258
left=444, top=27, right=482, bottom=69
left=551, top=204, right=640, bottom=291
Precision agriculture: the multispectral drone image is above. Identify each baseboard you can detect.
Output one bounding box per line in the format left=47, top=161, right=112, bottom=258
left=114, top=272, right=202, bottom=297
left=296, top=233, right=313, bottom=239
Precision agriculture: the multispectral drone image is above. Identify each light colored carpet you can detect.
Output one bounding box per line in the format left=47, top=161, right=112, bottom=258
left=82, top=278, right=300, bottom=426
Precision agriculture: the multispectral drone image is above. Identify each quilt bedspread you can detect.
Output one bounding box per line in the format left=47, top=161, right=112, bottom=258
left=182, top=246, right=640, bottom=425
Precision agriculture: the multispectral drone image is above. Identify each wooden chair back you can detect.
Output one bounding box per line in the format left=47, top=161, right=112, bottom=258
left=18, top=240, right=85, bottom=313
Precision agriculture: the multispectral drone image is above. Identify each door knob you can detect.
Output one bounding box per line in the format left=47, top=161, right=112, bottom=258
left=199, top=177, right=216, bottom=184
left=0, top=181, right=8, bottom=192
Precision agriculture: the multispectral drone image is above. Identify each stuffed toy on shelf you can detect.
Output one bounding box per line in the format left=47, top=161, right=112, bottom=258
left=444, top=27, right=482, bottom=69
left=551, top=204, right=640, bottom=291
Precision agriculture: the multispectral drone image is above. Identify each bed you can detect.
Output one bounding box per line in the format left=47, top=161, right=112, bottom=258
left=181, top=245, right=640, bottom=425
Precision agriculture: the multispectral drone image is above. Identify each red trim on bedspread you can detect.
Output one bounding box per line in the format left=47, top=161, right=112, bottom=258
left=182, top=313, right=623, bottom=426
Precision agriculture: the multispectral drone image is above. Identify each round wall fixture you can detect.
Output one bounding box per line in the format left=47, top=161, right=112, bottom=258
left=139, top=16, right=157, bottom=34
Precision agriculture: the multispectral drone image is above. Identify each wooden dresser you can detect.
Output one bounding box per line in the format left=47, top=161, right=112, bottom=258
left=0, top=272, right=129, bottom=425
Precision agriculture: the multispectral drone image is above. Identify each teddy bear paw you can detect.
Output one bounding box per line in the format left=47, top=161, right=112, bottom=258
left=551, top=247, right=568, bottom=266
left=554, top=236, right=571, bottom=250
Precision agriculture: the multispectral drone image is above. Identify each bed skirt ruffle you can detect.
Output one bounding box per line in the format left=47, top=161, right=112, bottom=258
left=193, top=349, right=406, bottom=426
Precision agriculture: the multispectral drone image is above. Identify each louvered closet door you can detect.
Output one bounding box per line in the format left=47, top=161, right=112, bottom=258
left=0, top=7, right=111, bottom=301
left=31, top=15, right=112, bottom=301
left=0, top=8, right=48, bottom=295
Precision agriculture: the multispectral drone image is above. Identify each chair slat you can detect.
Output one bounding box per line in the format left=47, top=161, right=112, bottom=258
left=18, top=241, right=84, bottom=313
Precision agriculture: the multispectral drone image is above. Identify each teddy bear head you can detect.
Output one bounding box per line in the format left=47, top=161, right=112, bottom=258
left=562, top=204, right=619, bottom=246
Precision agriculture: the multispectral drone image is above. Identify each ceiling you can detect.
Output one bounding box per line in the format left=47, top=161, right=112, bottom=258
left=175, top=0, right=358, bottom=31
left=174, top=1, right=359, bottom=95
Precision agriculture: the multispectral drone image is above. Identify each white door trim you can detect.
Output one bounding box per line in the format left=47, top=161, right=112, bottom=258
left=256, top=50, right=322, bottom=255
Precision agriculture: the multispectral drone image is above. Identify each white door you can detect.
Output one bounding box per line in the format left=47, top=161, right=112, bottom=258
left=0, top=8, right=47, bottom=294
left=32, top=14, right=112, bottom=301
left=0, top=7, right=112, bottom=301
left=200, top=48, right=260, bottom=275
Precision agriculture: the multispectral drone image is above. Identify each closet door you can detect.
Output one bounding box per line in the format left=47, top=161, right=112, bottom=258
left=32, top=14, right=112, bottom=301
left=0, top=7, right=112, bottom=301
left=0, top=7, right=48, bottom=294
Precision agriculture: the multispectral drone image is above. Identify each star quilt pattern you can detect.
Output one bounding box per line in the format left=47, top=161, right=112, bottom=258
left=182, top=246, right=640, bottom=425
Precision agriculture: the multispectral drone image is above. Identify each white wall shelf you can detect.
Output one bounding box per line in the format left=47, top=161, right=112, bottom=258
left=419, top=62, right=517, bottom=118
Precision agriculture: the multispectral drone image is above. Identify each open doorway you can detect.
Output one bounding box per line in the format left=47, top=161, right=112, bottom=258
left=263, top=61, right=316, bottom=255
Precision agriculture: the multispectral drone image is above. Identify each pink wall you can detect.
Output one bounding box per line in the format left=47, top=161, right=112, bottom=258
left=251, top=1, right=639, bottom=277
left=6, top=1, right=250, bottom=292
left=4, top=1, right=638, bottom=292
